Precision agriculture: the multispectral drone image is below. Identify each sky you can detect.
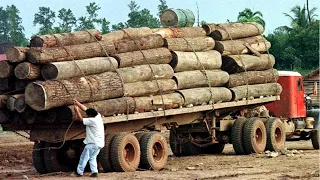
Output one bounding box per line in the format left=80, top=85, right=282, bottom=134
left=1, top=0, right=319, bottom=39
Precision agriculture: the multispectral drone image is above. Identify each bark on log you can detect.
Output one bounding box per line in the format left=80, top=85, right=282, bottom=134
left=0, top=110, right=10, bottom=124
left=164, top=37, right=215, bottom=52
left=153, top=27, right=206, bottom=38
left=228, top=69, right=279, bottom=88
left=27, top=41, right=116, bottom=64
left=124, top=79, right=177, bottom=97
left=170, top=50, right=222, bottom=72
left=210, top=22, right=264, bottom=41
left=14, top=95, right=26, bottom=113
left=41, top=57, right=118, bottom=80
left=0, top=95, right=9, bottom=109
left=214, top=36, right=271, bottom=56
left=6, top=47, right=28, bottom=63
left=173, top=70, right=229, bottom=89
left=7, top=94, right=24, bottom=111
left=222, top=54, right=275, bottom=74
left=202, top=24, right=217, bottom=35
left=0, top=77, right=14, bottom=91
left=102, top=27, right=153, bottom=41
left=114, top=34, right=164, bottom=53
left=15, top=79, right=31, bottom=91
left=113, top=48, right=172, bottom=68
left=0, top=61, right=14, bottom=78
left=230, top=83, right=282, bottom=101
left=134, top=93, right=184, bottom=112
left=30, top=29, right=102, bottom=48
left=117, top=64, right=174, bottom=83
left=25, top=72, right=124, bottom=111
left=177, top=87, right=232, bottom=105
left=14, top=62, right=40, bottom=80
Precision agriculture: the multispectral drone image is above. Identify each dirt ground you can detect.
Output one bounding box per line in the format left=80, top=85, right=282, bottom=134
left=0, top=131, right=319, bottom=180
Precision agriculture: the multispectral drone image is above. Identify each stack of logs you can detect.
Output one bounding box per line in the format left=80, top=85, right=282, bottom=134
left=0, top=22, right=282, bottom=126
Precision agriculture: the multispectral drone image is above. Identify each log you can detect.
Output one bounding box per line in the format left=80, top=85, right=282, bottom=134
left=0, top=95, right=9, bottom=109
left=173, top=70, right=229, bottom=89
left=153, top=27, right=206, bottom=38
left=15, top=79, right=31, bottom=91
left=0, top=78, right=14, bottom=91
left=113, top=48, right=172, bottom=68
left=170, top=50, right=222, bottom=72
left=202, top=23, right=217, bottom=35
left=14, top=95, right=26, bottom=113
left=222, top=54, right=275, bottom=74
left=7, top=94, right=24, bottom=111
left=14, top=62, right=40, bottom=80
left=41, top=57, right=118, bottom=80
left=20, top=107, right=38, bottom=124
left=13, top=113, right=24, bottom=126
left=114, top=34, right=164, bottom=53
left=177, top=87, right=232, bottom=105
left=117, top=64, right=174, bottom=83
left=230, top=83, right=282, bottom=101
left=124, top=79, right=177, bottom=97
left=27, top=41, right=116, bottom=64
left=210, top=22, right=264, bottom=40
left=6, top=47, right=28, bottom=63
left=164, top=37, right=215, bottom=52
left=30, top=29, right=102, bottom=48
left=214, top=36, right=271, bottom=55
left=0, top=60, right=14, bottom=78
left=134, top=93, right=184, bottom=112
left=228, top=69, right=279, bottom=88
left=34, top=109, right=57, bottom=124
left=25, top=72, right=124, bottom=111
left=0, top=110, right=10, bottom=124
left=102, top=27, right=153, bottom=41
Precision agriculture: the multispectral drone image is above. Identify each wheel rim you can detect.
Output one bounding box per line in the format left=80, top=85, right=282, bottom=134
left=123, top=143, right=135, bottom=163
left=275, top=127, right=282, bottom=143
left=255, top=127, right=263, bottom=144
left=152, top=141, right=164, bottom=162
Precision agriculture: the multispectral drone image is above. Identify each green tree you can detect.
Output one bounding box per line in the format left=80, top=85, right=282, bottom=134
left=158, top=0, right=168, bottom=16
left=101, top=18, right=110, bottom=34
left=283, top=5, right=317, bottom=31
left=33, top=7, right=56, bottom=35
left=237, top=8, right=265, bottom=27
left=76, top=2, right=108, bottom=31
left=57, top=8, right=77, bottom=32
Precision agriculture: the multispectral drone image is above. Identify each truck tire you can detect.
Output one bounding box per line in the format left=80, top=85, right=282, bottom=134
left=202, top=143, right=225, bottom=154
left=169, top=129, right=188, bottom=157
left=265, top=118, right=285, bottom=152
left=110, top=133, right=140, bottom=172
left=231, top=118, right=248, bottom=154
left=243, top=118, right=267, bottom=154
left=311, top=130, right=319, bottom=149
left=99, top=134, right=116, bottom=172
left=135, top=132, right=149, bottom=142
left=32, top=141, right=48, bottom=174
left=43, top=142, right=72, bottom=173
left=140, top=132, right=168, bottom=170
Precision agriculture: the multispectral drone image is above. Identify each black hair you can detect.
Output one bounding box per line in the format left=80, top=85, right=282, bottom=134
left=85, top=108, right=98, bottom=117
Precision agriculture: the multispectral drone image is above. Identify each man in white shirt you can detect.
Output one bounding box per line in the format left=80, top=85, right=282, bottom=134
left=73, top=99, right=105, bottom=178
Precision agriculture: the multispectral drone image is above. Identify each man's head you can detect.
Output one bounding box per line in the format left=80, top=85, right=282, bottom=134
left=85, top=108, right=98, bottom=117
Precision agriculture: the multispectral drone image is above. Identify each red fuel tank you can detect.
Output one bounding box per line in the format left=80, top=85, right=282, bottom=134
left=266, top=71, right=306, bottom=118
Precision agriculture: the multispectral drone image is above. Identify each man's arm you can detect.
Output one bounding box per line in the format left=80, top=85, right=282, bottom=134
left=73, top=99, right=87, bottom=111
left=74, top=106, right=83, bottom=122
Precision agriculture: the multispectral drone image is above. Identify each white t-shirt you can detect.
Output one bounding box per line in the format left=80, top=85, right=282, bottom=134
left=83, top=113, right=105, bottom=148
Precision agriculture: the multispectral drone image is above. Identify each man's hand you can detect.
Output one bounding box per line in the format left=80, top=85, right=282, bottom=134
left=73, top=105, right=83, bottom=122
left=73, top=99, right=80, bottom=106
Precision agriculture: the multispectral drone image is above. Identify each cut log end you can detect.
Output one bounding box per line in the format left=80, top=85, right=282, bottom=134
left=14, top=96, right=26, bottom=113
left=6, top=47, right=26, bottom=62
left=202, top=24, right=217, bottom=35
left=29, top=36, right=44, bottom=47
left=26, top=48, right=41, bottom=64
left=41, top=64, right=59, bottom=80
left=25, top=82, right=46, bottom=111
left=0, top=61, right=13, bottom=78
left=14, top=62, right=31, bottom=79
left=169, top=51, right=178, bottom=70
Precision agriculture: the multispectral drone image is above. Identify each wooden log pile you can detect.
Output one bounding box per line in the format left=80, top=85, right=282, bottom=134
left=0, top=22, right=282, bottom=126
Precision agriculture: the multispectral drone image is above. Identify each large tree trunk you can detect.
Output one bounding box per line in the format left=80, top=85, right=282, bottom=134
left=214, top=36, right=271, bottom=56
left=0, top=77, right=14, bottom=91
left=6, top=47, right=28, bottom=63
left=102, top=27, right=153, bottom=41
left=15, top=79, right=31, bottom=91
left=0, top=61, right=14, bottom=78
left=27, top=41, right=116, bottom=64
left=117, top=64, right=174, bottom=83
left=30, top=29, right=102, bottom=48
left=0, top=95, right=9, bottom=109
left=41, top=57, right=118, bottom=80
left=222, top=54, right=275, bottom=74
left=153, top=27, right=206, bottom=38
left=177, top=87, right=232, bottom=105
left=230, top=83, right=282, bottom=101
left=0, top=110, right=10, bottom=124
left=7, top=94, right=24, bottom=111
left=134, top=93, right=184, bottom=112
left=173, top=70, right=229, bottom=89
left=114, top=34, right=164, bottom=53
left=113, top=48, right=172, bottom=68
left=25, top=72, right=124, bottom=111
left=170, top=50, right=221, bottom=72
left=164, top=37, right=215, bottom=52
left=14, top=62, right=40, bottom=80
left=56, top=97, right=136, bottom=121
left=228, top=69, right=279, bottom=88
left=124, top=79, right=177, bottom=97
left=209, top=22, right=264, bottom=40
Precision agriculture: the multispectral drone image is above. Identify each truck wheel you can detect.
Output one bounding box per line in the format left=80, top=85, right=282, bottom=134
left=265, top=118, right=285, bottom=152
left=110, top=133, right=140, bottom=172
left=243, top=118, right=267, bottom=154
left=32, top=141, right=48, bottom=174
left=311, top=130, right=319, bottom=149
left=203, top=143, right=225, bottom=154
left=231, top=118, right=248, bottom=154
left=99, top=134, right=116, bottom=172
left=135, top=132, right=149, bottom=142
left=140, top=132, right=168, bottom=170
left=169, top=129, right=188, bottom=157
left=43, top=142, right=72, bottom=173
